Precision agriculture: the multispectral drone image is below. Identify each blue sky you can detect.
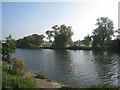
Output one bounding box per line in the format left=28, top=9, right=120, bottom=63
left=2, top=0, right=119, bottom=41
left=3, top=2, right=85, bottom=41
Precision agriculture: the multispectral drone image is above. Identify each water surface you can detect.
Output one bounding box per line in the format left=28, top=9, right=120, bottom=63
left=12, top=49, right=119, bottom=87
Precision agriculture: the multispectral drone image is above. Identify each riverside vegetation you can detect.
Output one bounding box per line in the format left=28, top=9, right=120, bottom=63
left=1, top=17, right=120, bottom=89
left=15, top=17, right=120, bottom=53
left=2, top=35, right=37, bottom=88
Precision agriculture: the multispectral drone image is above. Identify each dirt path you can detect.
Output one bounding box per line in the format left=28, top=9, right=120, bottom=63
left=33, top=78, right=62, bottom=88
left=24, top=71, right=62, bottom=88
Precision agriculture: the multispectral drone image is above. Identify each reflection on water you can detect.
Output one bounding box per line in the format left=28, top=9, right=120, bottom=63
left=12, top=49, right=119, bottom=87
left=92, top=51, right=118, bottom=85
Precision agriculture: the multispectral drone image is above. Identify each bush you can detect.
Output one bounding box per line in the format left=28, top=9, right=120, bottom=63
left=35, top=71, right=52, bottom=81
left=2, top=63, right=13, bottom=75
left=2, top=72, right=37, bottom=88
left=68, top=45, right=92, bottom=50
left=2, top=58, right=27, bottom=76
left=11, top=58, right=27, bottom=76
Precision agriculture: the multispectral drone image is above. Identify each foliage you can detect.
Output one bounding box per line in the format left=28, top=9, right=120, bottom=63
left=82, top=35, right=91, bottom=46
left=92, top=17, right=114, bottom=48
left=109, top=39, right=120, bottom=52
left=50, top=24, right=73, bottom=49
left=2, top=35, right=16, bottom=61
left=3, top=58, right=27, bottom=76
left=10, top=58, right=27, bottom=76
left=46, top=30, right=54, bottom=43
left=68, top=45, right=92, bottom=50
left=16, top=34, right=45, bottom=48
left=2, top=72, right=37, bottom=88
left=35, top=71, right=52, bottom=81
left=2, top=63, right=37, bottom=88
left=2, top=35, right=37, bottom=88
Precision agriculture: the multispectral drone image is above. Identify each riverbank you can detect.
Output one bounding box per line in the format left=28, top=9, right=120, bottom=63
left=17, top=45, right=93, bottom=50
left=24, top=71, right=65, bottom=88
left=17, top=46, right=119, bottom=53
left=2, top=61, right=66, bottom=88
left=2, top=60, right=119, bottom=89
left=22, top=71, right=120, bottom=89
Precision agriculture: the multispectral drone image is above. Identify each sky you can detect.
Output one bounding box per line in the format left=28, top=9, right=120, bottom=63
left=118, top=2, right=120, bottom=29
left=2, top=0, right=119, bottom=41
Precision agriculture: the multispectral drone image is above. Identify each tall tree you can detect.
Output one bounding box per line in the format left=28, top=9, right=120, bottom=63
left=2, top=35, right=16, bottom=61
left=92, top=17, right=114, bottom=48
left=51, top=24, right=73, bottom=49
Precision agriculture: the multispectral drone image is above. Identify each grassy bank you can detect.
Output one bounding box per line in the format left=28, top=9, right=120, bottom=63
left=2, top=61, right=37, bottom=88
left=2, top=72, right=37, bottom=88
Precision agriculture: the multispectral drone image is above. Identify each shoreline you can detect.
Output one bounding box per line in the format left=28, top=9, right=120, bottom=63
left=16, top=47, right=119, bottom=53
left=23, top=71, right=67, bottom=88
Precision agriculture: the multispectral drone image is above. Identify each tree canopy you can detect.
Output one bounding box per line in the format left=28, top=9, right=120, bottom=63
left=46, top=30, right=54, bottom=43
left=50, top=24, right=73, bottom=49
left=2, top=35, right=16, bottom=61
left=16, top=34, right=45, bottom=48
left=92, top=17, right=114, bottom=48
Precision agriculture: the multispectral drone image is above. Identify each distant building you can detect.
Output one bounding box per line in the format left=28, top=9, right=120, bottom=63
left=72, top=40, right=81, bottom=46
left=72, top=40, right=92, bottom=46
left=41, top=42, right=52, bottom=47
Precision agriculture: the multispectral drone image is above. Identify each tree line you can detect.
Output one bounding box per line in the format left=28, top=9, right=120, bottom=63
left=2, top=17, right=120, bottom=60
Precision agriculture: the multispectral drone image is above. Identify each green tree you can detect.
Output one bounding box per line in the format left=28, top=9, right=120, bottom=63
left=52, top=24, right=73, bottom=49
left=46, top=30, right=54, bottom=43
left=16, top=34, right=45, bottom=48
left=92, top=17, right=114, bottom=48
left=110, top=39, right=120, bottom=52
left=109, top=29, right=120, bottom=52
left=2, top=35, right=16, bottom=61
left=83, top=35, right=91, bottom=46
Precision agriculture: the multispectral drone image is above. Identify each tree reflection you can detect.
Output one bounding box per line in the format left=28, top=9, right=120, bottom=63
left=53, top=50, right=73, bottom=61
left=92, top=50, right=118, bottom=85
left=92, top=50, right=117, bottom=64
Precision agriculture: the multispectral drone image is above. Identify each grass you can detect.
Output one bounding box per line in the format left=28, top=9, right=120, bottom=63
left=2, top=63, right=37, bottom=88
left=2, top=72, right=37, bottom=88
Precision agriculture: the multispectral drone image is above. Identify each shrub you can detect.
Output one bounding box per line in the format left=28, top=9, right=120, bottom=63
left=2, top=58, right=27, bottom=76
left=2, top=72, right=37, bottom=88
left=11, top=58, right=27, bottom=76
left=35, top=71, right=52, bottom=81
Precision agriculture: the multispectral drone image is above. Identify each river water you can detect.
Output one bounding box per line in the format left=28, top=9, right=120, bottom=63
left=12, top=48, right=119, bottom=87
